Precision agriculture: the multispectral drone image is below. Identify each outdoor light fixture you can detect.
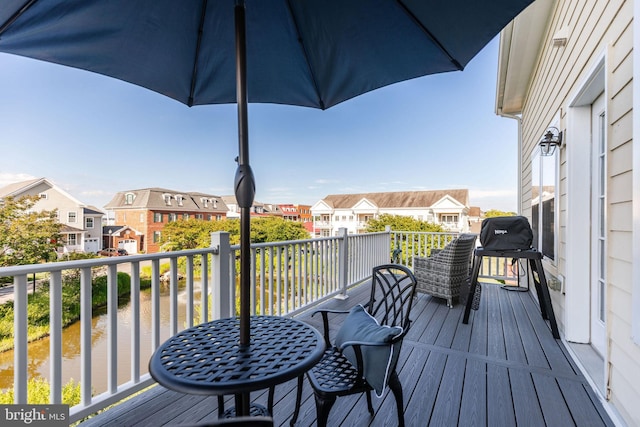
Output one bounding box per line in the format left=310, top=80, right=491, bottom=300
left=539, top=126, right=563, bottom=156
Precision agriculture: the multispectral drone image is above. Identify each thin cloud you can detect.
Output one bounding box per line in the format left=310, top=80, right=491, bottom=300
left=0, top=172, right=36, bottom=187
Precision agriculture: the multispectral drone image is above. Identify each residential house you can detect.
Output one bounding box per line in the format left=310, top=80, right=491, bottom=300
left=467, top=206, right=483, bottom=234
left=221, top=196, right=283, bottom=219
left=104, top=188, right=228, bottom=253
left=102, top=225, right=144, bottom=255
left=311, top=189, right=470, bottom=236
left=0, top=177, right=104, bottom=254
left=279, top=204, right=313, bottom=235
left=496, top=0, right=638, bottom=424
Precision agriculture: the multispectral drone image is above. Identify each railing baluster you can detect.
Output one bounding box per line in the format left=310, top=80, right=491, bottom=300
left=50, top=270, right=62, bottom=404
left=13, top=274, right=27, bottom=404
left=201, top=254, right=209, bottom=323
left=276, top=245, right=282, bottom=316
left=151, top=259, right=160, bottom=350
left=169, top=257, right=178, bottom=335
left=130, top=262, right=140, bottom=383
left=259, top=248, right=266, bottom=315
left=107, top=264, right=118, bottom=394
left=80, top=267, right=92, bottom=406
left=186, top=256, right=194, bottom=328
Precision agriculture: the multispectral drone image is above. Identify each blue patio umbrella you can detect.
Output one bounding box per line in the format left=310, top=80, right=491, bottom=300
left=0, top=0, right=534, bottom=347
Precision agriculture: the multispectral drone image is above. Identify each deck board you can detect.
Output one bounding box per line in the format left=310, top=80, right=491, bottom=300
left=78, top=281, right=616, bottom=427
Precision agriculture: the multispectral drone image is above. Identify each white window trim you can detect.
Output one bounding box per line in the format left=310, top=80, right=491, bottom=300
left=632, top=0, right=640, bottom=345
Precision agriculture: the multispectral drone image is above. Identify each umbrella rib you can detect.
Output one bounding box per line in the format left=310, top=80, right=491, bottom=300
left=285, top=0, right=325, bottom=110
left=0, top=0, right=39, bottom=35
left=395, top=0, right=463, bottom=71
left=188, top=0, right=209, bottom=107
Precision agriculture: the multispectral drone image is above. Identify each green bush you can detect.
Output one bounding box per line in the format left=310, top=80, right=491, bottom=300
left=0, top=377, right=81, bottom=406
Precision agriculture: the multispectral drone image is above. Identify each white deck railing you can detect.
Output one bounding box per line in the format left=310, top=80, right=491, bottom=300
left=0, top=229, right=517, bottom=422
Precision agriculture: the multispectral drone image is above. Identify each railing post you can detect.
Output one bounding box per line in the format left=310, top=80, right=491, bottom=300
left=14, top=274, right=27, bottom=404
left=211, top=231, right=232, bottom=319
left=337, top=227, right=349, bottom=300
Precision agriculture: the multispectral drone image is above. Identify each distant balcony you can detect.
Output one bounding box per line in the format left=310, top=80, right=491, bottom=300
left=0, top=230, right=614, bottom=426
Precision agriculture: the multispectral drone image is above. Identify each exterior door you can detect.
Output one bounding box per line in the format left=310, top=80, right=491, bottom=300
left=590, top=93, right=606, bottom=356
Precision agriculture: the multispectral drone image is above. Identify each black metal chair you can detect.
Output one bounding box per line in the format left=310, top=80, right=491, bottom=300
left=291, top=264, right=417, bottom=427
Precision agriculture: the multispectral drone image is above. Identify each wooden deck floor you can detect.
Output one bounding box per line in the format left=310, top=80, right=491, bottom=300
left=79, top=282, right=615, bottom=427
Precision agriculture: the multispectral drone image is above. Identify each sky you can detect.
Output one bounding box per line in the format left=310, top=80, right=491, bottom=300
left=0, top=36, right=518, bottom=213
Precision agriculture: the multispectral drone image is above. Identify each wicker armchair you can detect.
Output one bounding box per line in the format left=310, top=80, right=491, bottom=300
left=413, top=233, right=477, bottom=307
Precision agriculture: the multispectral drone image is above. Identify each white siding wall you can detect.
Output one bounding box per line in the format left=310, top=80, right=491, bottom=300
left=519, top=0, right=638, bottom=424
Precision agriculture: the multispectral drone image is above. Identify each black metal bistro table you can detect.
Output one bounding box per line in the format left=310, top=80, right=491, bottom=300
left=462, top=248, right=560, bottom=339
left=149, top=315, right=324, bottom=418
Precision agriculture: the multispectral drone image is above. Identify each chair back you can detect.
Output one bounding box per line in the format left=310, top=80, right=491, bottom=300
left=368, top=264, right=418, bottom=335
left=439, top=233, right=477, bottom=265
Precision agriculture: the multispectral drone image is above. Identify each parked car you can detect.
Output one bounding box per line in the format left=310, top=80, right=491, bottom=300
left=97, top=248, right=128, bottom=257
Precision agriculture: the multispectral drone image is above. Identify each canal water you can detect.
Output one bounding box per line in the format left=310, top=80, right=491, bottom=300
left=0, top=281, right=200, bottom=396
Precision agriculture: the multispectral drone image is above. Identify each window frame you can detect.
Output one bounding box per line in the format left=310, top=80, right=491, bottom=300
left=531, top=136, right=559, bottom=262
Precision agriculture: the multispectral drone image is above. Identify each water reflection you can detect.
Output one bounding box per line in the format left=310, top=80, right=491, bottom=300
left=0, top=281, right=202, bottom=395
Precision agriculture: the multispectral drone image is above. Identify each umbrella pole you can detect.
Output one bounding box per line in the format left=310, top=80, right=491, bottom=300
left=234, top=1, right=254, bottom=350
left=234, top=1, right=254, bottom=416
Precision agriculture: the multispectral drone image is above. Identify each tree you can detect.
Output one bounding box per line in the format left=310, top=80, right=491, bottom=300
left=484, top=209, right=517, bottom=218
left=0, top=196, right=62, bottom=267
left=251, top=217, right=309, bottom=243
left=160, top=218, right=238, bottom=251
left=160, top=216, right=308, bottom=251
left=365, top=214, right=445, bottom=233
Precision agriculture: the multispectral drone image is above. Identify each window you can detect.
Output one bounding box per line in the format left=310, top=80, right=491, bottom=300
left=153, top=231, right=161, bottom=243
left=140, top=213, right=144, bottom=222
left=153, top=212, right=163, bottom=223
left=216, top=215, right=222, bottom=221
left=182, top=213, right=189, bottom=220
left=68, top=234, right=77, bottom=246
left=201, top=198, right=209, bottom=208
left=531, top=150, right=557, bottom=260
left=176, top=195, right=184, bottom=206
left=68, top=212, right=77, bottom=223
left=39, top=192, right=47, bottom=200
left=124, top=193, right=135, bottom=205
left=195, top=213, right=203, bottom=219
left=440, top=214, right=458, bottom=224
left=85, top=217, right=94, bottom=229
left=207, top=214, right=213, bottom=221
left=163, top=194, right=172, bottom=206
left=168, top=213, right=177, bottom=222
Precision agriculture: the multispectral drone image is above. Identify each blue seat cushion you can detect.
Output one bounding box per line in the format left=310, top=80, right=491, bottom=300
left=334, top=304, right=403, bottom=396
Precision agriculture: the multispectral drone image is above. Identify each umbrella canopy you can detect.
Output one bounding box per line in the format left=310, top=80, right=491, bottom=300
left=1, top=0, right=533, bottom=109
left=0, top=0, right=534, bottom=351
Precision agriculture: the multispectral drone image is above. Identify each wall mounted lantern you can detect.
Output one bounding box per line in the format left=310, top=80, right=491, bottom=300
left=539, top=127, right=563, bottom=156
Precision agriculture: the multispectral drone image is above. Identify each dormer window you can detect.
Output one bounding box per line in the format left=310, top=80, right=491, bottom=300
left=175, top=194, right=184, bottom=206
left=124, top=192, right=135, bottom=205
left=213, top=199, right=218, bottom=208
left=163, top=193, right=172, bottom=206
left=201, top=197, right=209, bottom=208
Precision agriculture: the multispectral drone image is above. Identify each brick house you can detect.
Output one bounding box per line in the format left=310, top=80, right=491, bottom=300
left=104, top=188, right=228, bottom=253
